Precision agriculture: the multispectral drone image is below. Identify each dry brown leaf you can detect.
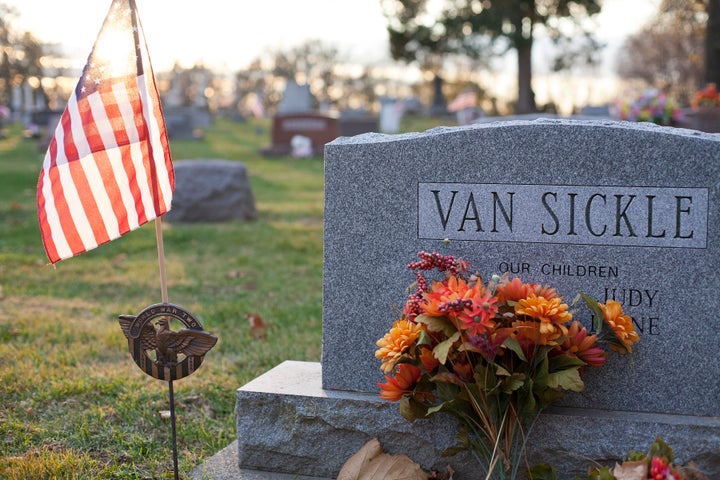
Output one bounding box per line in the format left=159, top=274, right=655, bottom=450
left=612, top=460, right=647, bottom=480
left=337, top=438, right=429, bottom=480
left=246, top=312, right=268, bottom=339
left=677, top=463, right=711, bottom=480
left=428, top=465, right=455, bottom=480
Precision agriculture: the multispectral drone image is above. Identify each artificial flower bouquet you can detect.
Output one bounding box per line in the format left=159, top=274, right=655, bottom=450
left=611, top=89, right=682, bottom=126
left=375, top=251, right=640, bottom=480
left=691, top=83, right=720, bottom=110
left=562, top=436, right=704, bottom=480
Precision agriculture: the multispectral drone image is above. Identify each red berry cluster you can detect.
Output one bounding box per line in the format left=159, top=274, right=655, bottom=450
left=438, top=298, right=473, bottom=313
left=404, top=251, right=467, bottom=319
left=407, top=251, right=464, bottom=276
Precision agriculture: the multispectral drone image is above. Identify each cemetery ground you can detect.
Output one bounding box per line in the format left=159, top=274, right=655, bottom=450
left=0, top=115, right=450, bottom=479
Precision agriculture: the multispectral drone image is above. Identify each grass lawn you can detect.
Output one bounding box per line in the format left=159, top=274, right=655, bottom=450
left=0, top=115, right=454, bottom=479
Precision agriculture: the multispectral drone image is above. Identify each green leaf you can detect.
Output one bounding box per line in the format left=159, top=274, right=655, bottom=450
left=457, top=341, right=480, bottom=353
left=519, top=378, right=538, bottom=415
left=432, top=331, right=460, bottom=364
left=549, top=354, right=587, bottom=372
left=578, top=292, right=605, bottom=334
left=535, top=388, right=565, bottom=407
left=503, top=336, right=527, bottom=362
left=528, top=463, right=558, bottom=480
left=534, top=355, right=549, bottom=389
left=546, top=366, right=584, bottom=392
left=415, top=315, right=457, bottom=337
left=432, top=372, right=462, bottom=403
left=648, top=436, right=675, bottom=463
left=426, top=390, right=462, bottom=415
left=430, top=371, right=465, bottom=386
left=498, top=373, right=526, bottom=394
left=399, top=396, right=428, bottom=422
left=580, top=466, right=615, bottom=480
left=416, top=329, right=432, bottom=346
left=472, top=363, right=497, bottom=393
left=626, top=450, right=647, bottom=461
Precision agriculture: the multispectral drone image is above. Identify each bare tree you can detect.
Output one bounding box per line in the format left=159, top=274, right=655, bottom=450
left=707, top=0, right=720, bottom=84
left=616, top=0, right=706, bottom=105
left=269, top=39, right=341, bottom=109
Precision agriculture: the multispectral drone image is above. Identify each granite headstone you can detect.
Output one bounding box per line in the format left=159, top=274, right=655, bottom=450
left=261, top=113, right=339, bottom=157
left=165, top=159, right=256, bottom=223
left=237, top=119, right=720, bottom=478
left=277, top=80, right=313, bottom=114
left=321, top=120, right=720, bottom=414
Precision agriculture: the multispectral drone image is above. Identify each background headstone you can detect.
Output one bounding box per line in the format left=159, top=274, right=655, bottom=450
left=379, top=98, right=404, bottom=134
left=261, top=113, right=339, bottom=157
left=429, top=74, right=447, bottom=116
left=165, top=159, right=256, bottom=223
left=277, top=80, right=314, bottom=114
left=338, top=109, right=378, bottom=137
left=164, top=107, right=200, bottom=140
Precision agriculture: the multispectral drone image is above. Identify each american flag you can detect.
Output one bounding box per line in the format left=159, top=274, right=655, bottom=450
left=37, top=0, right=174, bottom=264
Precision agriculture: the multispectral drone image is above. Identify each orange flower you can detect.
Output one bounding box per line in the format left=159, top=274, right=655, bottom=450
left=452, top=360, right=474, bottom=383
left=495, top=277, right=534, bottom=303
left=515, top=294, right=572, bottom=323
left=512, top=321, right=542, bottom=358
left=514, top=294, right=571, bottom=346
left=375, top=319, right=424, bottom=373
left=560, top=321, right=606, bottom=367
left=513, top=320, right=564, bottom=353
left=422, top=275, right=472, bottom=317
left=378, top=363, right=422, bottom=402
left=600, top=300, right=640, bottom=353
left=419, top=346, right=440, bottom=372
left=457, top=291, right=498, bottom=336
left=533, top=284, right=559, bottom=300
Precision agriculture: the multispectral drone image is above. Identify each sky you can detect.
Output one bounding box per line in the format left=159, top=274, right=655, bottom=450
left=6, top=0, right=660, bottom=74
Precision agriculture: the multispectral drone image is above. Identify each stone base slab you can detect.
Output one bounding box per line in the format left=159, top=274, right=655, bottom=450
left=236, top=361, right=720, bottom=479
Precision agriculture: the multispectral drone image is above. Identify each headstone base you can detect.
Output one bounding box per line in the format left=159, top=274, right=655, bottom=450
left=236, top=361, right=720, bottom=479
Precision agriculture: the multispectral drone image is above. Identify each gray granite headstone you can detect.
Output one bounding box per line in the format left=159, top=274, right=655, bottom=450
left=278, top=80, right=313, bottom=114
left=322, top=120, right=720, bottom=418
left=165, top=159, right=256, bottom=223
left=236, top=120, right=720, bottom=478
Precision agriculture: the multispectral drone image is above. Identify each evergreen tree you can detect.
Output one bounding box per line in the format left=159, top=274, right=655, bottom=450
left=381, top=0, right=603, bottom=113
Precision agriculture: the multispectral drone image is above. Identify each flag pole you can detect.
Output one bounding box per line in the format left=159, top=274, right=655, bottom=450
left=155, top=215, right=178, bottom=479
left=155, top=217, right=169, bottom=304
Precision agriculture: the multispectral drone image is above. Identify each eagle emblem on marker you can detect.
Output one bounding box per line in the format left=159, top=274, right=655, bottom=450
left=119, top=303, right=218, bottom=380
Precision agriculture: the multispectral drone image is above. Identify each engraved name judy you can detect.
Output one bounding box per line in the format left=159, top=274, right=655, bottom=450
left=418, top=183, right=709, bottom=248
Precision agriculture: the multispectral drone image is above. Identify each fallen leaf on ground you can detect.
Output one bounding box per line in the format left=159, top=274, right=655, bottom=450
left=428, top=465, right=454, bottom=480
left=612, top=460, right=647, bottom=480
left=677, top=463, right=710, bottom=480
left=247, top=312, right=268, bottom=339
left=337, top=438, right=429, bottom=480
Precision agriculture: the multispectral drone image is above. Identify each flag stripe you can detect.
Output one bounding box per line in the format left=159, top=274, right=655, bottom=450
left=36, top=0, right=173, bottom=264
left=67, top=93, right=117, bottom=246
left=111, top=81, right=149, bottom=226
left=51, top=117, right=90, bottom=258
left=88, top=88, right=132, bottom=234
left=138, top=73, right=172, bottom=215
left=115, top=80, right=155, bottom=223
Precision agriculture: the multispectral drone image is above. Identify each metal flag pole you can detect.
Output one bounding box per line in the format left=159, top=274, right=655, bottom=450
left=155, top=217, right=170, bottom=305
left=155, top=216, right=179, bottom=480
